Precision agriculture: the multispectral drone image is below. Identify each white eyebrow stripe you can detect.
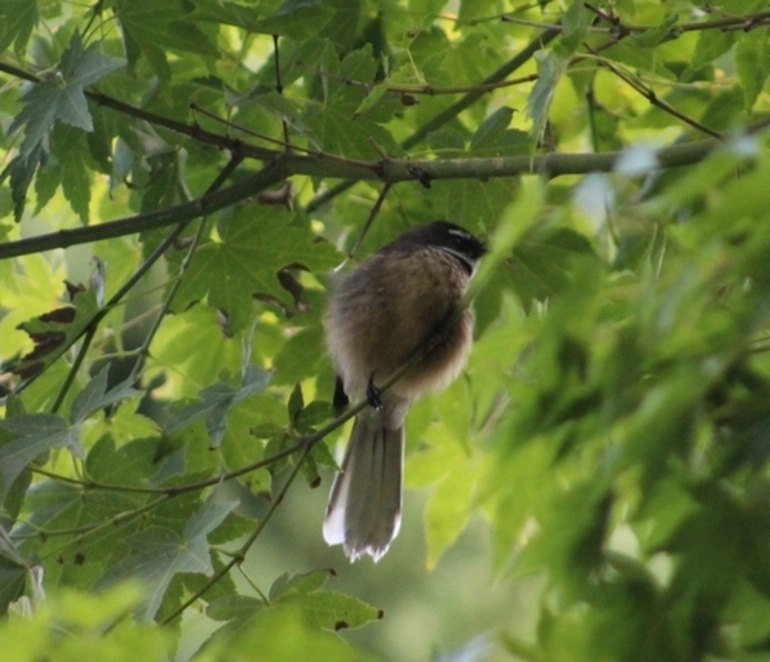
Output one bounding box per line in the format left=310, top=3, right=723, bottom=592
left=447, top=228, right=472, bottom=239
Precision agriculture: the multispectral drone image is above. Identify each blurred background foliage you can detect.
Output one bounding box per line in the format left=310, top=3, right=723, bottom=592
left=1, top=0, right=770, bottom=660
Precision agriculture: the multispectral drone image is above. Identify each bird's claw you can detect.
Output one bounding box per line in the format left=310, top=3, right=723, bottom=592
left=366, top=374, right=383, bottom=410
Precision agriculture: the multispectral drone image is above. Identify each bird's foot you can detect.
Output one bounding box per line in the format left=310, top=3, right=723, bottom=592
left=366, top=373, right=383, bottom=410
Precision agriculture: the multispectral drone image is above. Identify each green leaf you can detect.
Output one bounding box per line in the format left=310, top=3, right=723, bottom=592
left=262, top=569, right=380, bottom=631
left=288, top=382, right=304, bottom=423
left=520, top=484, right=613, bottom=593
left=0, top=142, right=45, bottom=221
left=114, top=0, right=218, bottom=76
left=207, top=594, right=263, bottom=622
left=297, top=400, right=332, bottom=430
left=509, top=227, right=598, bottom=312
left=302, top=44, right=402, bottom=159
left=458, top=0, right=497, bottom=24
left=470, top=106, right=514, bottom=151
left=9, top=288, right=100, bottom=381
left=690, top=26, right=734, bottom=71
left=269, top=568, right=333, bottom=600
left=253, top=0, right=336, bottom=38
left=271, top=324, right=327, bottom=387
left=424, top=454, right=480, bottom=570
left=191, top=0, right=266, bottom=31
left=354, top=80, right=390, bottom=117
left=138, top=150, right=185, bottom=214
left=221, top=605, right=362, bottom=660
left=2, top=32, right=123, bottom=216
left=526, top=50, right=570, bottom=146
left=560, top=1, right=589, bottom=51
left=70, top=365, right=143, bottom=424
left=285, top=590, right=381, bottom=631
left=167, top=365, right=271, bottom=447
left=433, top=177, right=519, bottom=232
left=629, top=13, right=682, bottom=49
left=48, top=124, right=92, bottom=224
left=13, top=477, right=136, bottom=593
left=0, top=527, right=28, bottom=616
left=0, top=414, right=82, bottom=503
left=0, top=0, right=38, bottom=54
left=98, top=487, right=238, bottom=621
left=85, top=435, right=165, bottom=487
left=174, top=206, right=340, bottom=332
left=8, top=32, right=125, bottom=157
left=736, top=30, right=770, bottom=112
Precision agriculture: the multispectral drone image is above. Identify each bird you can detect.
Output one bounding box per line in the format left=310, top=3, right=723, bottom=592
left=322, top=220, right=487, bottom=562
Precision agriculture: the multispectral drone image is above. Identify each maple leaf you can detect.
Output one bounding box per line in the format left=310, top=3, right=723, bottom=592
left=9, top=286, right=100, bottom=381
left=1, top=31, right=124, bottom=219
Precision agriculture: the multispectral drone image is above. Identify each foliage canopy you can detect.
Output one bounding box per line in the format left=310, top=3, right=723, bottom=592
left=2, top=0, right=770, bottom=659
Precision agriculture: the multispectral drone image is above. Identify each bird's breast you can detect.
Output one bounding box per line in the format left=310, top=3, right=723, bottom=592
left=325, top=247, right=473, bottom=402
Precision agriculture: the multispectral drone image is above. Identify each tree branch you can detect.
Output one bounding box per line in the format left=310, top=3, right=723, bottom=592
left=304, top=23, right=562, bottom=212
left=5, top=120, right=770, bottom=261
left=0, top=166, right=285, bottom=259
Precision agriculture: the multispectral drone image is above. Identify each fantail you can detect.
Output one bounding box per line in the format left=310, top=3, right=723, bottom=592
left=323, top=221, right=487, bottom=562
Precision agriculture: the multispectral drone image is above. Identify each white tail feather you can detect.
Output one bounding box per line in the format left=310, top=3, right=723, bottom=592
left=323, top=411, right=404, bottom=562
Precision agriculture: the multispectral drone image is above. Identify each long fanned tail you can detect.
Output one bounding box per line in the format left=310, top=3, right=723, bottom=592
left=323, top=412, right=404, bottom=562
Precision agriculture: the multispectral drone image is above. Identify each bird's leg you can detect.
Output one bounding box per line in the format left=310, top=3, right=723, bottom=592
left=366, top=372, right=383, bottom=410
left=333, top=375, right=349, bottom=414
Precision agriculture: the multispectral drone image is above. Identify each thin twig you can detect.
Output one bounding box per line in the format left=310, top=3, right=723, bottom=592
left=585, top=82, right=601, bottom=154
left=297, top=59, right=540, bottom=97
left=125, top=155, right=245, bottom=384
left=160, top=442, right=311, bottom=625
left=340, top=183, right=392, bottom=268
left=501, top=10, right=770, bottom=35
left=50, top=328, right=96, bottom=414
left=30, top=466, right=167, bottom=493
left=188, top=103, right=377, bottom=169
left=305, top=23, right=562, bottom=213
left=273, top=34, right=291, bottom=151
left=584, top=47, right=722, bottom=138
left=31, top=434, right=306, bottom=498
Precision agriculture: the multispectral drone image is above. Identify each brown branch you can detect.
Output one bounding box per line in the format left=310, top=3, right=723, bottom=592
left=0, top=166, right=286, bottom=259
left=5, top=118, right=770, bottom=262
left=502, top=9, right=770, bottom=35
left=297, top=59, right=540, bottom=97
